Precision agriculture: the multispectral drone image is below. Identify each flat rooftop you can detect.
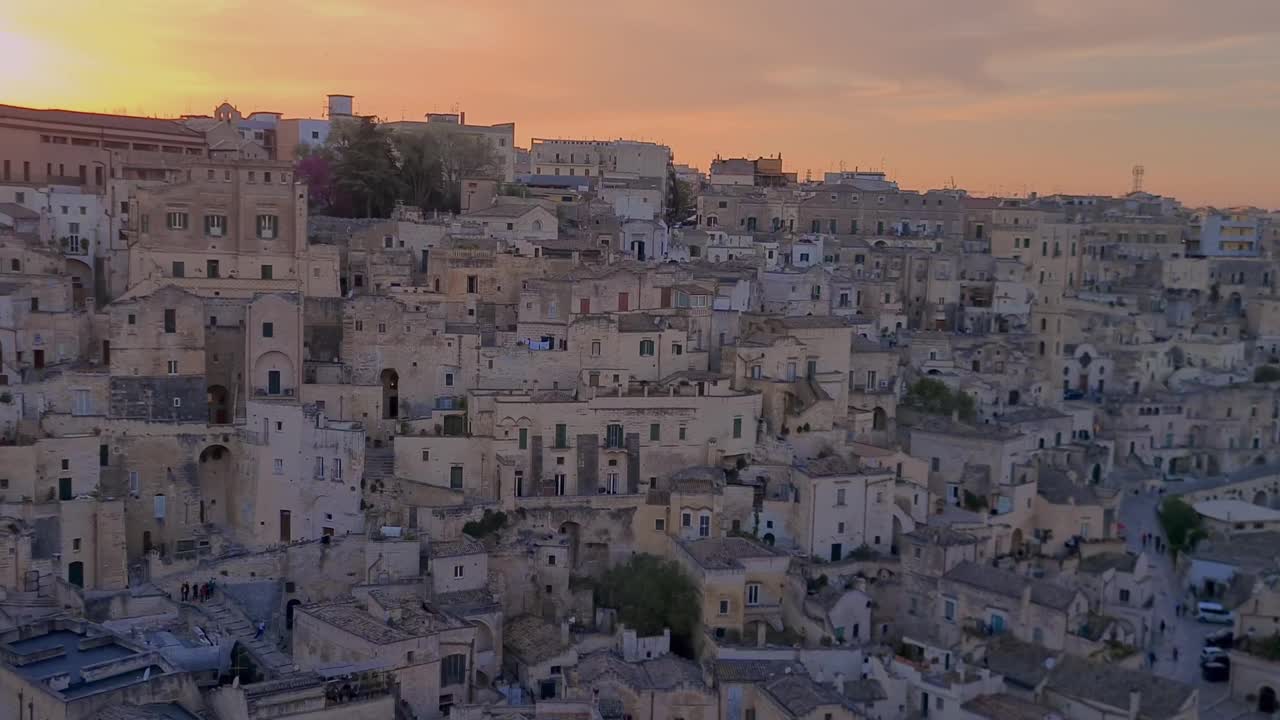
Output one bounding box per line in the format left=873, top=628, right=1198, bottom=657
left=3, top=627, right=169, bottom=700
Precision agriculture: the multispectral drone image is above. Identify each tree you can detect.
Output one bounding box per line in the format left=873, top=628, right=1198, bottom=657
left=295, top=144, right=336, bottom=213
left=904, top=378, right=976, bottom=421
left=394, top=130, right=447, bottom=213
left=1158, top=497, right=1205, bottom=556
left=329, top=117, right=400, bottom=218
left=435, top=130, right=501, bottom=211
left=1255, top=365, right=1280, bottom=383
left=665, top=175, right=696, bottom=226
left=594, top=553, right=699, bottom=656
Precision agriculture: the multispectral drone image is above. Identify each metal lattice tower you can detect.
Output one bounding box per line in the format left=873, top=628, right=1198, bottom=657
left=1131, top=164, right=1145, bottom=194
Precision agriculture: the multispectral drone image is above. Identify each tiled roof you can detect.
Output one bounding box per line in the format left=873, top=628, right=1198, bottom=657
left=944, top=561, right=1079, bottom=611
left=714, top=659, right=801, bottom=683
left=680, top=537, right=785, bottom=570
left=0, top=104, right=201, bottom=138
left=503, top=615, right=571, bottom=665
left=762, top=672, right=851, bottom=717
left=1046, top=655, right=1195, bottom=720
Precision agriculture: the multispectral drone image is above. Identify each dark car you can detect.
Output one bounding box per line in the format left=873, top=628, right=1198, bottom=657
left=1205, top=629, right=1234, bottom=649
left=1063, top=390, right=1085, bottom=401
left=1201, top=656, right=1231, bottom=683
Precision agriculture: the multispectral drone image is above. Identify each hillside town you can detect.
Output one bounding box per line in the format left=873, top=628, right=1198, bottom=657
left=0, top=94, right=1278, bottom=720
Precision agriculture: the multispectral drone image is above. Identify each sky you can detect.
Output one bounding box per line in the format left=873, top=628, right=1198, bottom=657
left=3, top=0, right=1279, bottom=208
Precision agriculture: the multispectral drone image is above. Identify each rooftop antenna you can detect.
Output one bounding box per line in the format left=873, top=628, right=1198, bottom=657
left=1132, top=164, right=1145, bottom=194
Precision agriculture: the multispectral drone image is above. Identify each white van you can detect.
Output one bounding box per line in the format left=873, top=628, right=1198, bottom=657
left=1197, top=602, right=1234, bottom=625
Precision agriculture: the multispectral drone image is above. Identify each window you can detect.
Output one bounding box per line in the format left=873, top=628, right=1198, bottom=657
left=732, top=416, right=743, bottom=439
left=262, top=322, right=274, bottom=338
left=747, top=583, right=760, bottom=606
left=205, top=214, right=226, bottom=236
left=655, top=518, right=665, bottom=531
left=207, top=259, right=220, bottom=278
left=59, top=477, right=73, bottom=501
left=172, top=261, right=185, bottom=278
left=256, top=214, right=278, bottom=239
left=944, top=599, right=956, bottom=621
left=555, top=423, right=568, bottom=448
left=1119, top=588, right=1130, bottom=603
left=590, top=340, right=601, bottom=357
left=129, top=470, right=140, bottom=494
left=453, top=564, right=464, bottom=578
left=679, top=426, right=687, bottom=441
left=650, top=423, right=660, bottom=442
left=719, top=599, right=729, bottom=614
left=639, top=339, right=655, bottom=356
left=699, top=515, right=710, bottom=537
left=273, top=459, right=284, bottom=475
left=314, top=456, right=325, bottom=479
left=331, top=457, right=343, bottom=480
left=73, top=389, right=91, bottom=416
left=441, top=654, right=467, bottom=686
left=554, top=473, right=566, bottom=496
left=445, top=372, right=454, bottom=386
left=682, top=512, right=692, bottom=527
left=164, top=309, right=176, bottom=333
left=606, top=423, right=624, bottom=448
left=167, top=360, right=178, bottom=375
left=450, top=466, right=464, bottom=489
left=261, top=264, right=273, bottom=280
left=836, top=488, right=846, bottom=506
left=72, top=538, right=81, bottom=551
left=166, top=211, right=189, bottom=230
left=154, top=493, right=166, bottom=520
left=931, top=457, right=940, bottom=472
left=547, top=553, right=557, bottom=567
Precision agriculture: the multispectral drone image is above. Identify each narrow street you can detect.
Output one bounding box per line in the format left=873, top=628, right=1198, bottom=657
left=1118, top=484, right=1259, bottom=718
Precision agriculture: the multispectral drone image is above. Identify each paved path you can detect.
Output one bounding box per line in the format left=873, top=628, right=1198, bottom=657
left=1118, top=485, right=1252, bottom=716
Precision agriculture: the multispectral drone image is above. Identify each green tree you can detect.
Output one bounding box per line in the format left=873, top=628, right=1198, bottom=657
left=1255, top=365, right=1280, bottom=383
left=394, top=130, right=447, bottom=213
left=1158, top=497, right=1205, bottom=556
left=904, top=378, right=976, bottom=421
left=436, top=131, right=501, bottom=211
left=665, top=175, right=696, bottom=226
left=594, top=553, right=700, bottom=656
left=329, top=116, right=400, bottom=218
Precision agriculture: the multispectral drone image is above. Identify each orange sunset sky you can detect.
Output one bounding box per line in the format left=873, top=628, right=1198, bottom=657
left=3, top=0, right=1278, bottom=208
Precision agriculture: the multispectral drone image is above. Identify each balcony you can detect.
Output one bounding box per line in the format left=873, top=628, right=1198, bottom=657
left=253, top=387, right=296, bottom=399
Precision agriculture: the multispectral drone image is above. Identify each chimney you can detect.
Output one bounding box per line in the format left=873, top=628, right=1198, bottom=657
left=560, top=619, right=570, bottom=645
left=1128, top=687, right=1141, bottom=720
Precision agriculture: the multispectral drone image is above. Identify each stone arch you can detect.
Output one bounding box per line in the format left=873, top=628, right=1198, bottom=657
left=872, top=406, right=888, bottom=431
left=286, top=598, right=302, bottom=629
left=65, top=258, right=93, bottom=308
left=198, top=445, right=233, bottom=527
left=762, top=533, right=775, bottom=546
left=381, top=368, right=399, bottom=419
left=253, top=351, right=295, bottom=396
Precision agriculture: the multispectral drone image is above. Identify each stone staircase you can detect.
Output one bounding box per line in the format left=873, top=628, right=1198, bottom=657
left=192, top=595, right=293, bottom=676
left=364, top=447, right=395, bottom=484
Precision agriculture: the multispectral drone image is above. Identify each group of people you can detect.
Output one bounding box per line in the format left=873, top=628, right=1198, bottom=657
left=181, top=579, right=215, bottom=603
left=1139, top=532, right=1166, bottom=554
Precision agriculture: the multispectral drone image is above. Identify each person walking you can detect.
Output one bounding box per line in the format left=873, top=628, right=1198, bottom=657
left=1147, top=651, right=1157, bottom=668
left=254, top=621, right=266, bottom=640
left=1172, top=646, right=1180, bottom=662
left=1159, top=619, right=1166, bottom=634
left=181, top=582, right=189, bottom=602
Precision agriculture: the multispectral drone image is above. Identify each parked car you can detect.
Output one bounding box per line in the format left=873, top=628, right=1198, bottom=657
left=1202, top=659, right=1230, bottom=683
left=1201, top=646, right=1227, bottom=663
left=1197, top=602, right=1235, bottom=625
left=1205, top=629, right=1234, bottom=649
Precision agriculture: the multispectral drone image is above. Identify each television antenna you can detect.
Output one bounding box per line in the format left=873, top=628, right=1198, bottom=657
left=1131, top=165, right=1145, bottom=194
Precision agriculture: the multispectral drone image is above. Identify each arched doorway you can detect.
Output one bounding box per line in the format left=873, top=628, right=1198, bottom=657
left=198, top=445, right=232, bottom=526
left=207, top=385, right=229, bottom=424
left=381, top=369, right=399, bottom=419
left=1260, top=686, right=1277, bottom=713
left=286, top=599, right=302, bottom=629
left=1008, top=390, right=1021, bottom=406
left=67, top=561, right=84, bottom=588
left=1091, top=465, right=1102, bottom=483
left=1254, top=491, right=1268, bottom=507
left=872, top=407, right=888, bottom=431
left=762, top=533, right=775, bottom=546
